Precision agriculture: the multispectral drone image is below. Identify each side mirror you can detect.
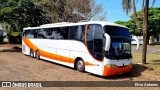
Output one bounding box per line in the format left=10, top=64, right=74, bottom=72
left=104, top=33, right=111, bottom=51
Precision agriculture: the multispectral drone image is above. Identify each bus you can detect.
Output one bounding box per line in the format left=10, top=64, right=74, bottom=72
left=22, top=21, right=132, bottom=76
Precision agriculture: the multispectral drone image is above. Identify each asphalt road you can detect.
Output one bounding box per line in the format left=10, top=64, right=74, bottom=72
left=132, top=45, right=160, bottom=54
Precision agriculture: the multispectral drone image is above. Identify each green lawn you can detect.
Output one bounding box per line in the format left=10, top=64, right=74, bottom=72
left=132, top=51, right=160, bottom=76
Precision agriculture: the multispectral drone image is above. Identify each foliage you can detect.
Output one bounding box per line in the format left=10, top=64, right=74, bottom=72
left=0, top=0, right=107, bottom=30
left=39, top=0, right=107, bottom=22
left=115, top=8, right=160, bottom=37
left=0, top=0, right=107, bottom=44
left=6, top=30, right=21, bottom=37
left=121, top=0, right=156, bottom=64
left=5, top=30, right=22, bottom=44
left=0, top=0, right=49, bottom=31
left=115, top=20, right=142, bottom=36
left=0, top=0, right=49, bottom=44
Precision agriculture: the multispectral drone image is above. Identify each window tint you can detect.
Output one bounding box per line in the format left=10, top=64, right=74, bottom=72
left=35, top=27, right=69, bottom=39
left=46, top=28, right=53, bottom=36
left=44, top=28, right=54, bottom=39
left=37, top=29, right=46, bottom=39
left=53, top=27, right=69, bottom=39
left=86, top=25, right=94, bottom=41
left=23, top=30, right=34, bottom=38
left=69, top=26, right=83, bottom=40
left=86, top=24, right=104, bottom=60
left=80, top=25, right=85, bottom=41
left=94, top=25, right=103, bottom=39
left=23, top=25, right=85, bottom=41
left=60, top=27, right=69, bottom=39
left=104, top=26, right=130, bottom=38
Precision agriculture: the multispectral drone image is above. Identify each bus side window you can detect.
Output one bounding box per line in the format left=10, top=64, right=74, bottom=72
left=63, top=27, right=69, bottom=39
left=80, top=25, right=85, bottom=41
left=37, top=29, right=46, bottom=39
left=34, top=29, right=38, bottom=38
left=44, top=28, right=54, bottom=39
left=56, top=27, right=69, bottom=39
left=69, top=26, right=78, bottom=40
left=52, top=27, right=65, bottom=39
left=69, top=25, right=84, bottom=41
left=25, top=30, right=34, bottom=38
left=46, top=28, right=52, bottom=36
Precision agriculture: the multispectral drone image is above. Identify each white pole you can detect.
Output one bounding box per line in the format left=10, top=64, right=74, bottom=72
left=136, top=36, right=140, bottom=50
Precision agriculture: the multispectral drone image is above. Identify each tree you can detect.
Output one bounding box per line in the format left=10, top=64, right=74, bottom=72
left=115, top=20, right=141, bottom=36
left=122, top=0, right=155, bottom=64
left=115, top=8, right=160, bottom=38
left=0, top=0, right=107, bottom=43
left=40, top=0, right=107, bottom=23
left=0, top=0, right=48, bottom=31
left=122, top=0, right=140, bottom=29
left=0, top=0, right=49, bottom=43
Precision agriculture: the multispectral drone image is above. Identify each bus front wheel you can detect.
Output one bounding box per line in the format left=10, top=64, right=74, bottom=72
left=76, top=59, right=85, bottom=72
left=35, top=50, right=40, bottom=60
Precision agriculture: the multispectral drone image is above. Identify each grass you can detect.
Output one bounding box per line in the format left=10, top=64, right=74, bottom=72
left=132, top=51, right=160, bottom=76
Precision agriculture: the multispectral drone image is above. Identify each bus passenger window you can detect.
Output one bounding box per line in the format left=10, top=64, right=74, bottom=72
left=25, top=30, right=34, bottom=38
left=69, top=26, right=78, bottom=40
left=80, top=25, right=85, bottom=41
left=33, top=29, right=38, bottom=38
left=69, top=25, right=84, bottom=41
left=52, top=27, right=69, bottom=40
left=37, top=29, right=46, bottom=39
left=45, top=28, right=54, bottom=39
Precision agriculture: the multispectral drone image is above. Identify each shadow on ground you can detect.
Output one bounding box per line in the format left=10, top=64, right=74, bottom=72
left=0, top=46, right=22, bottom=52
left=89, top=64, right=150, bottom=81
left=24, top=55, right=151, bottom=81
left=151, top=59, right=160, bottom=65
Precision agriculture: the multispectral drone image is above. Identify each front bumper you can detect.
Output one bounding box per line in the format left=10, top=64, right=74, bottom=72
left=103, top=65, right=132, bottom=76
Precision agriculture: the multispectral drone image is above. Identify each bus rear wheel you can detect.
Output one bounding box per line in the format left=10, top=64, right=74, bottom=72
left=76, top=59, right=85, bottom=72
left=35, top=50, right=40, bottom=60
left=30, top=49, right=34, bottom=58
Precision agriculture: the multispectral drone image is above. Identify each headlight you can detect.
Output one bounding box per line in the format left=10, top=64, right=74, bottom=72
left=105, top=64, right=117, bottom=68
left=128, top=62, right=132, bottom=66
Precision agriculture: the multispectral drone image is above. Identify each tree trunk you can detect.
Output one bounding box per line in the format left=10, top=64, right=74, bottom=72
left=132, top=0, right=140, bottom=29
left=142, top=0, right=149, bottom=64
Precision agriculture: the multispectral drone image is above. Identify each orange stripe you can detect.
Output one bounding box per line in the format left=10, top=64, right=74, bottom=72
left=103, top=65, right=132, bottom=76
left=23, top=38, right=40, bottom=52
left=22, top=38, right=96, bottom=66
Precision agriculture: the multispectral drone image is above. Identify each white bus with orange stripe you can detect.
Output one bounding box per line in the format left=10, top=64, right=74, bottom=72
left=22, top=21, right=132, bottom=76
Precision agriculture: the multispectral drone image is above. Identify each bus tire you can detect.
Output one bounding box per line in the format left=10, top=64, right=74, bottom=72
left=76, top=59, right=85, bottom=72
left=30, top=49, right=34, bottom=58
left=35, top=50, right=40, bottom=60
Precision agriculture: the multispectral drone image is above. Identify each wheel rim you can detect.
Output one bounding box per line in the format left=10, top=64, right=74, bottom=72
left=31, top=52, right=33, bottom=57
left=30, top=50, right=34, bottom=57
left=31, top=52, right=34, bottom=57
left=77, top=60, right=84, bottom=70
left=36, top=51, right=39, bottom=59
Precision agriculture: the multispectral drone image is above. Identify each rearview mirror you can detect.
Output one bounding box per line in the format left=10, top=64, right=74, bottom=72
left=104, top=33, right=111, bottom=51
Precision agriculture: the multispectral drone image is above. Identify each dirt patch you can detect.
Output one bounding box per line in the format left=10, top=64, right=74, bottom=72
left=0, top=44, right=159, bottom=82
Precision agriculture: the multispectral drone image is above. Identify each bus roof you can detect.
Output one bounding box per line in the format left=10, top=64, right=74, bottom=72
left=23, top=21, right=128, bottom=30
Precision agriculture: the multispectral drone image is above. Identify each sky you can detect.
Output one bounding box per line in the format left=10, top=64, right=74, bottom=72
left=96, top=0, right=160, bottom=22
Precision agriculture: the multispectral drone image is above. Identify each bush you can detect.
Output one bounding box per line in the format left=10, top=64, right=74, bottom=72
left=6, top=31, right=22, bottom=44
left=0, top=36, right=3, bottom=44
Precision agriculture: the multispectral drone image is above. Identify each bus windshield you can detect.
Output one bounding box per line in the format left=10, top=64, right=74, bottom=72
left=104, top=26, right=132, bottom=59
